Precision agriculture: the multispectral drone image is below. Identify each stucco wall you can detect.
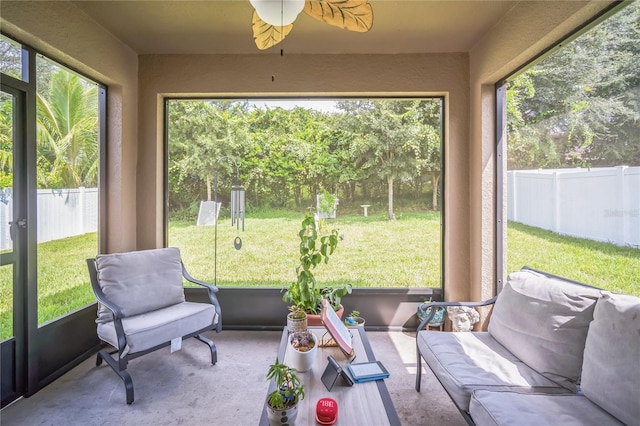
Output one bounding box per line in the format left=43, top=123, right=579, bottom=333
left=137, top=52, right=472, bottom=300
left=1, top=0, right=616, bottom=303
left=1, top=0, right=139, bottom=253
left=467, top=0, right=616, bottom=317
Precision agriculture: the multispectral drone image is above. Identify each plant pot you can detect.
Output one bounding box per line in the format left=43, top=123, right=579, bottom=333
left=345, top=316, right=365, bottom=327
left=266, top=403, right=298, bottom=426
left=287, top=314, right=307, bottom=333
left=417, top=305, right=446, bottom=328
left=288, top=332, right=317, bottom=372
left=306, top=304, right=344, bottom=326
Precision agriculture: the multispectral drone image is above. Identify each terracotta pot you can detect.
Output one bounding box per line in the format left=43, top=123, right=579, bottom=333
left=306, top=305, right=344, bottom=326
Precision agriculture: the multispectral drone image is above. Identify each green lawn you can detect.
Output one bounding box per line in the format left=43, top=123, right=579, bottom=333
left=1, top=213, right=638, bottom=341
left=169, top=211, right=442, bottom=288
left=507, top=222, right=639, bottom=295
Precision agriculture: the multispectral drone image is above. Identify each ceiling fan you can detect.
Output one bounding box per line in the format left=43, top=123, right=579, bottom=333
left=250, top=0, right=374, bottom=50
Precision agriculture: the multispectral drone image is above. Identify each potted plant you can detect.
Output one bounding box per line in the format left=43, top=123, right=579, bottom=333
left=287, top=305, right=307, bottom=333
left=288, top=330, right=317, bottom=372
left=282, top=212, right=352, bottom=325
left=344, top=310, right=365, bottom=327
left=265, top=358, right=305, bottom=426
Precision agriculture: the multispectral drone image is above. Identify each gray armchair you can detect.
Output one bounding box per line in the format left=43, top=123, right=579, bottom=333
left=86, top=247, right=221, bottom=404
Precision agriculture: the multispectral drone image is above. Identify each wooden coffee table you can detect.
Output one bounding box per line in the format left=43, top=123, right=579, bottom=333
left=259, top=327, right=400, bottom=425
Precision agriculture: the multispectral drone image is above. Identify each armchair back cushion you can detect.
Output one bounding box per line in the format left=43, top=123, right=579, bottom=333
left=488, top=270, right=602, bottom=391
left=580, top=293, right=640, bottom=426
left=95, top=247, right=185, bottom=323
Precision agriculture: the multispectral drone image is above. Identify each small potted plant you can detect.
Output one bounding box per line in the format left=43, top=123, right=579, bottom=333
left=282, top=212, right=352, bottom=325
left=344, top=310, right=365, bottom=327
left=287, top=305, right=307, bottom=333
left=265, top=358, right=305, bottom=426
left=288, top=330, right=317, bottom=372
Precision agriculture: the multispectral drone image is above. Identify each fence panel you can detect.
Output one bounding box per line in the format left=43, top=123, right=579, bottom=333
left=0, top=189, right=13, bottom=251
left=508, top=166, right=639, bottom=248
left=0, top=187, right=98, bottom=251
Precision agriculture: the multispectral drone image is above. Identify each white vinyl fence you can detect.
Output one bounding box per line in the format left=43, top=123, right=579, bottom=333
left=0, top=187, right=98, bottom=251
left=1, top=170, right=638, bottom=251
left=507, top=166, right=640, bottom=248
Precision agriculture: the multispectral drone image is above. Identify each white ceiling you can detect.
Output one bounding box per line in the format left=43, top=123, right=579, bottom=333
left=71, top=1, right=518, bottom=55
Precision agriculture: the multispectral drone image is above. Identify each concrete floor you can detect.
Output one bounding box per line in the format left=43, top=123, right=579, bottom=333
left=1, top=330, right=466, bottom=426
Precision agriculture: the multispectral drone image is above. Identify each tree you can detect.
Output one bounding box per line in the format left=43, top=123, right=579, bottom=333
left=415, top=100, right=442, bottom=210
left=36, top=70, right=98, bottom=188
left=339, top=100, right=428, bottom=220
left=0, top=95, right=13, bottom=188
left=166, top=98, right=444, bottom=215
left=168, top=100, right=250, bottom=208
left=507, top=2, right=640, bottom=169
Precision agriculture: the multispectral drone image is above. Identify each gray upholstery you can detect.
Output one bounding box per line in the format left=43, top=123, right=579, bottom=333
left=95, top=247, right=185, bottom=323
left=469, top=390, right=625, bottom=426
left=416, top=267, right=637, bottom=424
left=488, top=270, right=602, bottom=391
left=580, top=293, right=640, bottom=426
left=417, top=331, right=568, bottom=411
left=87, top=247, right=221, bottom=404
left=97, top=302, right=216, bottom=357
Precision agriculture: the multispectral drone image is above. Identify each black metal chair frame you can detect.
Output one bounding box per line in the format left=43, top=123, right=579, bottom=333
left=86, top=258, right=222, bottom=404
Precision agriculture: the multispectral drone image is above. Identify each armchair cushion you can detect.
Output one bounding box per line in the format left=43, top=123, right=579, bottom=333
left=95, top=247, right=186, bottom=323
left=488, top=270, right=602, bottom=391
left=97, top=301, right=216, bottom=357
left=580, top=293, right=640, bottom=426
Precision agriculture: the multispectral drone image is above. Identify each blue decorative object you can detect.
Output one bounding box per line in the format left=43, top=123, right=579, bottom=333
left=417, top=304, right=446, bottom=327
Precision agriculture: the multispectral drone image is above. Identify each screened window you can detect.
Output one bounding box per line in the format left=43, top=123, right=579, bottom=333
left=499, top=2, right=639, bottom=295
left=166, top=98, right=444, bottom=290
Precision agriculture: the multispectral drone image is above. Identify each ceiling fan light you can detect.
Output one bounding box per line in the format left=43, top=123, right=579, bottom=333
left=250, top=0, right=305, bottom=26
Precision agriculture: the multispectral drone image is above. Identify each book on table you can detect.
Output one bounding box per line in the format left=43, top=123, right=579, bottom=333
left=320, top=299, right=354, bottom=358
left=346, top=360, right=390, bottom=383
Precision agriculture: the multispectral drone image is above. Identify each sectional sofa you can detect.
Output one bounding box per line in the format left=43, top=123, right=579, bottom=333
left=415, top=267, right=639, bottom=425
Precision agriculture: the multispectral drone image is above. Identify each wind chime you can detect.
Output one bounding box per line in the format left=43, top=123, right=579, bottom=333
left=214, top=156, right=245, bottom=286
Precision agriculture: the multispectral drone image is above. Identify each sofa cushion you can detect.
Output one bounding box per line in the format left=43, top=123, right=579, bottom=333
left=469, top=390, right=626, bottom=426
left=97, top=301, right=217, bottom=356
left=95, top=247, right=186, bottom=323
left=417, top=331, right=568, bottom=411
left=580, top=293, right=640, bottom=426
left=488, top=269, right=602, bottom=391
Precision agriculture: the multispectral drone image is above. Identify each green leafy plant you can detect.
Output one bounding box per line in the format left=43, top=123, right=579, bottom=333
left=344, top=310, right=364, bottom=326
left=266, top=358, right=305, bottom=410
left=282, top=212, right=351, bottom=314
left=287, top=305, right=306, bottom=320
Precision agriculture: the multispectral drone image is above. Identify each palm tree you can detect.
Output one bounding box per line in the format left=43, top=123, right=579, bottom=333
left=36, top=70, right=98, bottom=188
left=0, top=95, right=14, bottom=187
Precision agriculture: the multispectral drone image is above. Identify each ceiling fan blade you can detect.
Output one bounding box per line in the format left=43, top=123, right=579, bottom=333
left=303, top=0, right=373, bottom=33
left=252, top=11, right=294, bottom=50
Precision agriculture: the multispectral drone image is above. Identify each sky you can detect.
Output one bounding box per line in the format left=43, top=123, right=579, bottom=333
left=249, top=99, right=339, bottom=113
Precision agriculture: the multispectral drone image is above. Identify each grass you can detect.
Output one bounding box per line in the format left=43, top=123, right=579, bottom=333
left=507, top=222, right=639, bottom=295
left=169, top=211, right=442, bottom=288
left=1, top=213, right=638, bottom=341
left=0, top=232, right=97, bottom=340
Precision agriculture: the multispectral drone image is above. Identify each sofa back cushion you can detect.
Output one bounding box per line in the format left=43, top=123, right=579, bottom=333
left=95, top=247, right=186, bottom=323
left=581, top=293, right=640, bottom=426
left=488, top=269, right=602, bottom=391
